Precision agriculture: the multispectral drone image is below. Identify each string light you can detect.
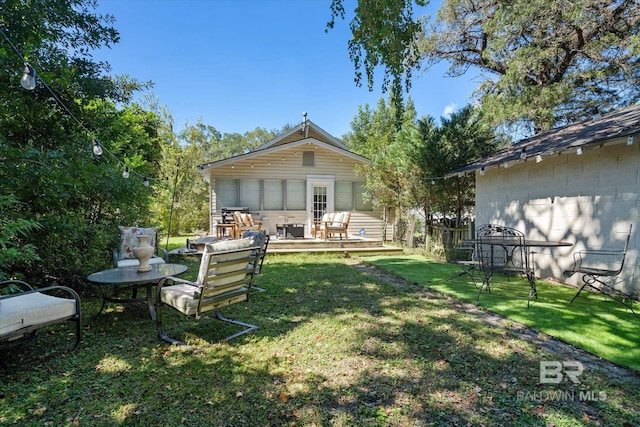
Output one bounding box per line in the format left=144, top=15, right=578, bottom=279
left=520, top=149, right=526, bottom=160
left=1, top=27, right=164, bottom=187
left=20, top=63, right=36, bottom=90
left=576, top=146, right=583, bottom=155
left=92, top=138, right=103, bottom=156
left=536, top=154, right=543, bottom=163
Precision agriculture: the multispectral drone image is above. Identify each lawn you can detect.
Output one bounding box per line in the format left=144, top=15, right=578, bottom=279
left=1, top=252, right=639, bottom=426
left=363, top=254, right=640, bottom=372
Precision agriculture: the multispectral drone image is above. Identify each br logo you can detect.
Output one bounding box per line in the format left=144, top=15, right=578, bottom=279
left=539, top=361, right=584, bottom=384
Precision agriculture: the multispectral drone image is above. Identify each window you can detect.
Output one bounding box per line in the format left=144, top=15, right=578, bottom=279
left=263, top=179, right=284, bottom=210
left=303, top=151, right=315, bottom=167
left=286, top=180, right=306, bottom=209
left=239, top=179, right=260, bottom=210
left=355, top=182, right=372, bottom=211
left=216, top=179, right=238, bottom=207
left=335, top=181, right=353, bottom=211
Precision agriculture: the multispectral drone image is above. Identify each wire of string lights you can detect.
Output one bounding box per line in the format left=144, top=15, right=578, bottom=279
left=0, top=26, right=164, bottom=186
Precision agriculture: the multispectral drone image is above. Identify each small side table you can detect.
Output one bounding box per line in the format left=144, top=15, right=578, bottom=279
left=276, top=223, right=304, bottom=239
left=216, top=223, right=236, bottom=240
left=87, top=263, right=188, bottom=320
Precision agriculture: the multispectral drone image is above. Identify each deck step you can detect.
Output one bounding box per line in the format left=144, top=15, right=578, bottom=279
left=267, top=236, right=403, bottom=256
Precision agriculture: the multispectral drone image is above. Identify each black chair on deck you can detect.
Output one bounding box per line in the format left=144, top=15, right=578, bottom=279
left=563, top=224, right=636, bottom=315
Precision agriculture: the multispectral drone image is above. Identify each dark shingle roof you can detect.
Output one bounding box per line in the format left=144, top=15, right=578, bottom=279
left=449, top=104, right=640, bottom=176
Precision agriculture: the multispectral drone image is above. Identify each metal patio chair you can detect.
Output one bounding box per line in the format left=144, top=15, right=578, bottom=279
left=155, top=236, right=262, bottom=345
left=563, top=224, right=636, bottom=315
left=475, top=224, right=537, bottom=307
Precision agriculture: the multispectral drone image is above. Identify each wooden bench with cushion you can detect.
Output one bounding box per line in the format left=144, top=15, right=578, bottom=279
left=0, top=280, right=82, bottom=351
left=323, top=211, right=351, bottom=240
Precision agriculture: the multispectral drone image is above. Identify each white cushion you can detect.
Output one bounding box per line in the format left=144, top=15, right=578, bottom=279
left=0, top=292, right=77, bottom=336
left=331, top=213, right=345, bottom=227
left=160, top=284, right=200, bottom=316
left=196, top=237, right=255, bottom=284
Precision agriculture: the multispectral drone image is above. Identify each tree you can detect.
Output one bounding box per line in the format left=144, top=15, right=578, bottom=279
left=414, top=105, right=500, bottom=222
left=0, top=195, right=42, bottom=281
left=162, top=123, right=282, bottom=237
left=329, top=0, right=640, bottom=133
left=345, top=97, right=417, bottom=241
left=0, top=1, right=159, bottom=285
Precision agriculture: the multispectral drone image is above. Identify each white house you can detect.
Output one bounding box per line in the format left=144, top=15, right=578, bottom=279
left=197, top=118, right=394, bottom=240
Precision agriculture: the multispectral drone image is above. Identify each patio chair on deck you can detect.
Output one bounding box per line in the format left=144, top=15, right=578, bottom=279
left=475, top=224, right=536, bottom=307
left=312, top=212, right=332, bottom=239
left=232, top=211, right=262, bottom=237
left=324, top=212, right=351, bottom=240
left=563, top=224, right=636, bottom=315
left=155, top=236, right=262, bottom=345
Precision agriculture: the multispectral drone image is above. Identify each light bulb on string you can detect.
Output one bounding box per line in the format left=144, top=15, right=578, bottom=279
left=20, top=63, right=36, bottom=90
left=143, top=177, right=149, bottom=187
left=91, top=138, right=103, bottom=156
left=122, top=166, right=130, bottom=179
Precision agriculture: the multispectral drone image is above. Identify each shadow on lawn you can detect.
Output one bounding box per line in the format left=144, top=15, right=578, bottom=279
left=364, top=254, right=640, bottom=372
left=1, top=254, right=639, bottom=426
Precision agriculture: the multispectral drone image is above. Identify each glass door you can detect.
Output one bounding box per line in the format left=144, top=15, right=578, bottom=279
left=306, top=176, right=334, bottom=235
left=312, top=186, right=327, bottom=221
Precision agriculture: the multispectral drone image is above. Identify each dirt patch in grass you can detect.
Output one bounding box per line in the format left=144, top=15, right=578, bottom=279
left=349, top=258, right=640, bottom=385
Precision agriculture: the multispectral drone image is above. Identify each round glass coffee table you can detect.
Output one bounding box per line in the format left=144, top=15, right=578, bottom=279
left=87, top=263, right=188, bottom=319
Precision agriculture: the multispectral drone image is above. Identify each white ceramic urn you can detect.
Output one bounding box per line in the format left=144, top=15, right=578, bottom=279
left=132, top=234, right=154, bottom=272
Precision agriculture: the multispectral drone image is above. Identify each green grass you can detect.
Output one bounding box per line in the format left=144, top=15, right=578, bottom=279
left=1, top=252, right=639, bottom=426
left=363, top=254, right=640, bottom=372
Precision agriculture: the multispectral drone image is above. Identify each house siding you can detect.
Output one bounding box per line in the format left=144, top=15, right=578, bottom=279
left=475, top=136, right=639, bottom=296
left=205, top=144, right=391, bottom=240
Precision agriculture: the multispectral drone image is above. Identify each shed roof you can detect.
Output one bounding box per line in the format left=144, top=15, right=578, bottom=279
left=448, top=104, right=640, bottom=177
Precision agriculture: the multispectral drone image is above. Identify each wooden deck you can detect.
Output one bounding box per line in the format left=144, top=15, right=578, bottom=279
left=267, top=235, right=404, bottom=256
left=169, top=235, right=404, bottom=258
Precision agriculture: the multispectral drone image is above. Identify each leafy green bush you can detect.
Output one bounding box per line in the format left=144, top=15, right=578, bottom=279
left=0, top=195, right=42, bottom=281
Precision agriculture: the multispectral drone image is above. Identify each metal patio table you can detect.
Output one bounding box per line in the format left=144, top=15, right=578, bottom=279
left=87, top=263, right=188, bottom=320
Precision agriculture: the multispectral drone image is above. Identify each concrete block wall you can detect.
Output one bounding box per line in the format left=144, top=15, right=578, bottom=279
left=475, top=137, right=639, bottom=296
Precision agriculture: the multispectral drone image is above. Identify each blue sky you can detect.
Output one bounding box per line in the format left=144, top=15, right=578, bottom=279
left=94, top=0, right=481, bottom=138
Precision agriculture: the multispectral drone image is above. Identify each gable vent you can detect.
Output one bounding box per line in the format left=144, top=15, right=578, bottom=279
left=303, top=151, right=315, bottom=166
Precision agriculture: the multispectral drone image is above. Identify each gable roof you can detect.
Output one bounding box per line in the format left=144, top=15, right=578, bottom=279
left=257, top=119, right=350, bottom=151
left=197, top=119, right=368, bottom=171
left=449, top=103, right=640, bottom=177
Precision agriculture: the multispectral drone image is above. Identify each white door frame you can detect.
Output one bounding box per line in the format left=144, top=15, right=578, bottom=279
left=306, top=175, right=334, bottom=234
